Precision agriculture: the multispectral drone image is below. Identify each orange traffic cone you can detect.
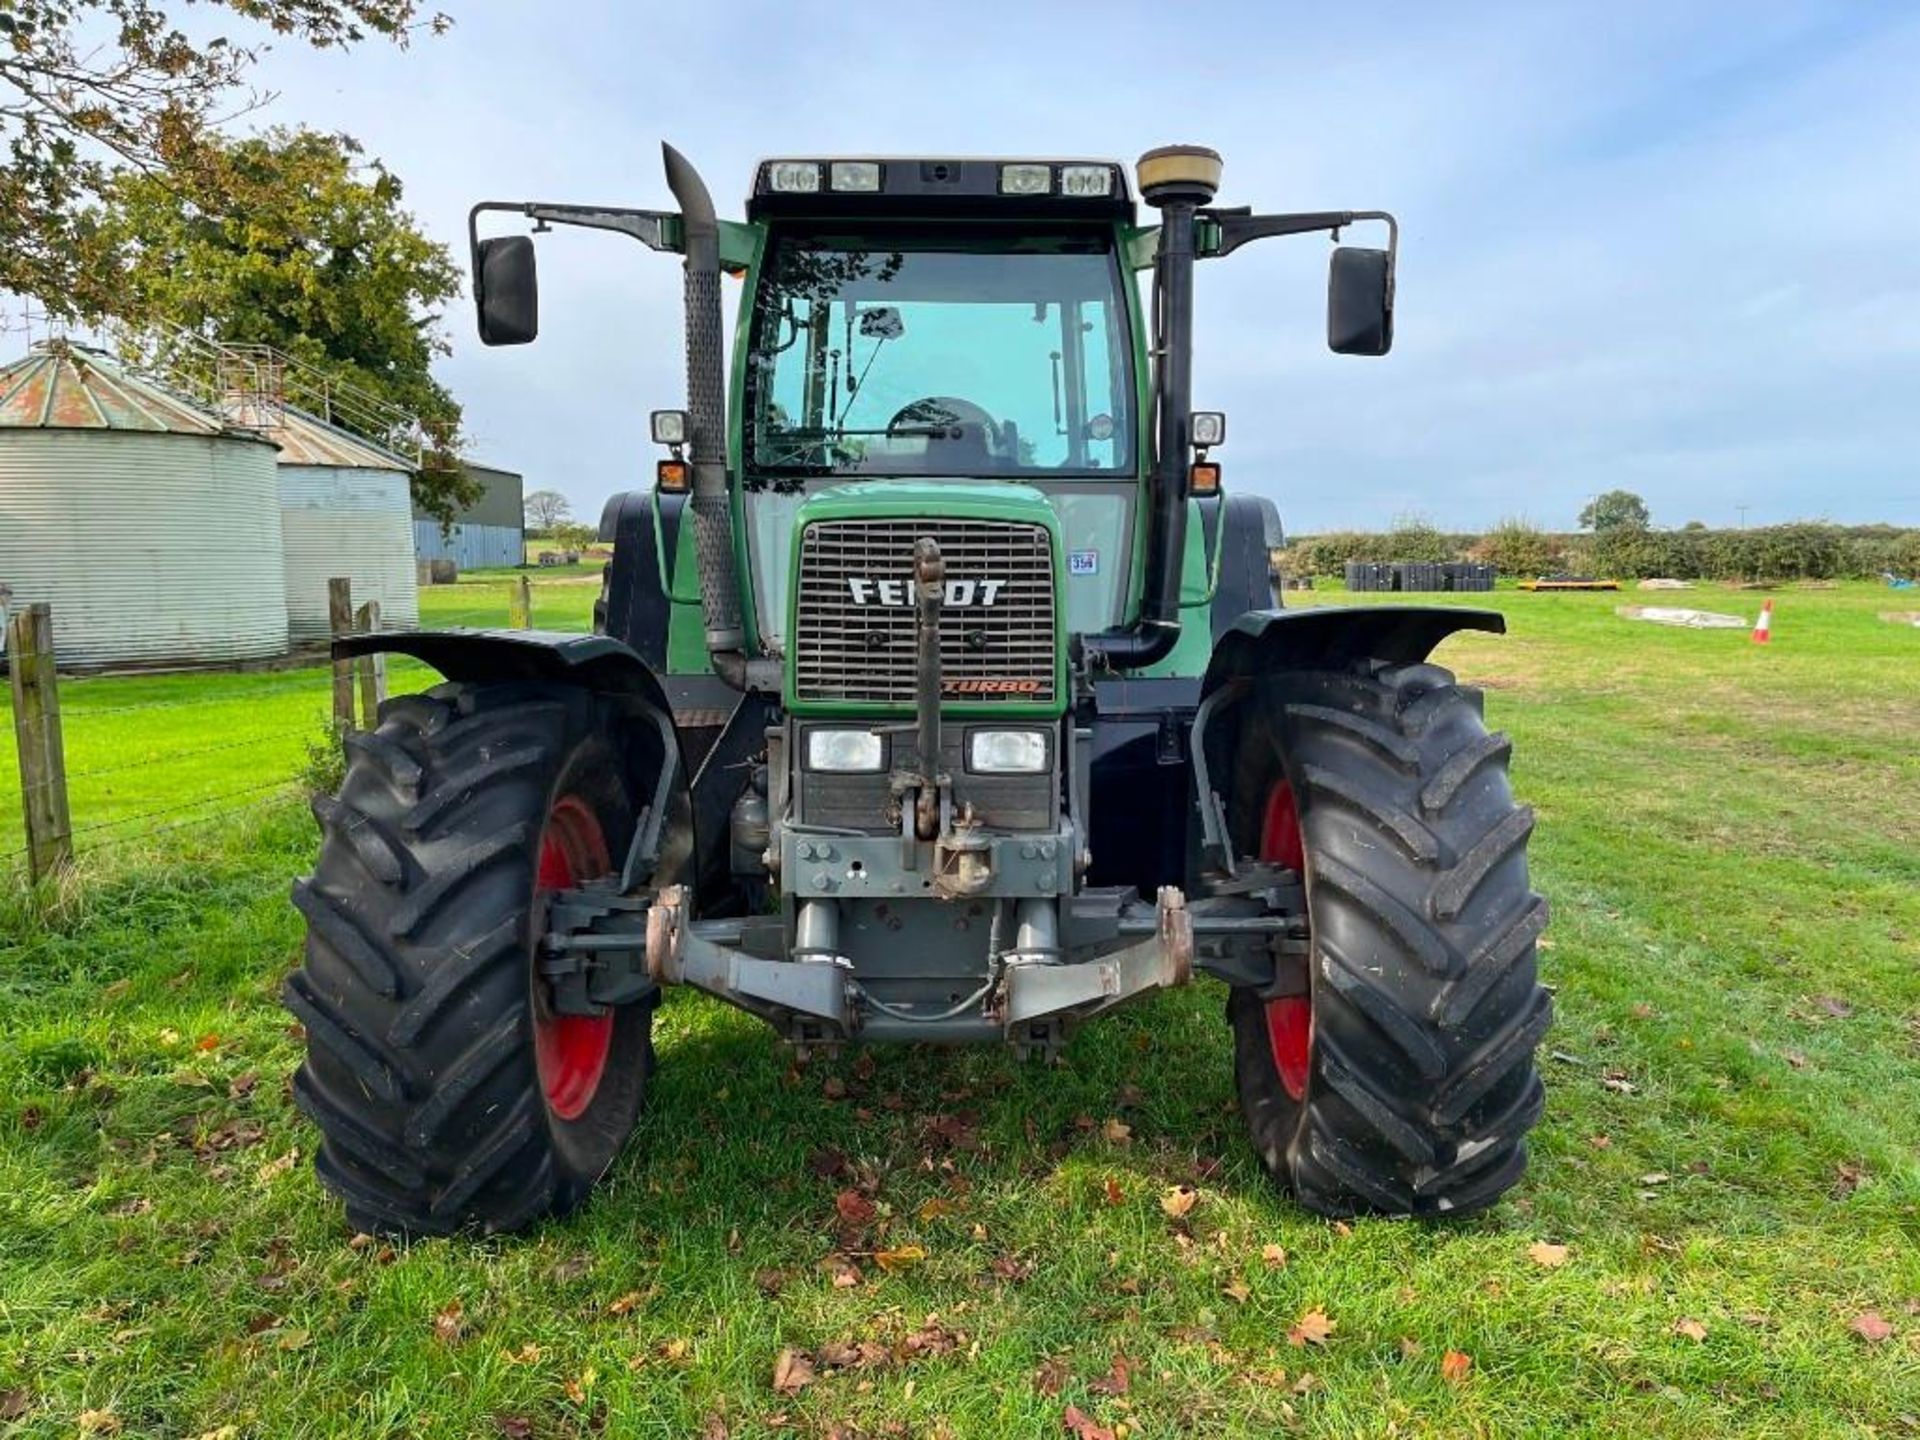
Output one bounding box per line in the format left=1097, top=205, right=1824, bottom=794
left=1751, top=599, right=1774, bottom=644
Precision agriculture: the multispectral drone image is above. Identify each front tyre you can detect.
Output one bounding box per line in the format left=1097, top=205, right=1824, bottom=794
left=1227, top=661, right=1551, bottom=1218
left=284, top=682, right=656, bottom=1236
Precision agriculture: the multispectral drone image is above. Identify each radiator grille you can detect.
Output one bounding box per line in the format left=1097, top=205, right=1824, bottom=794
left=794, top=518, right=1057, bottom=704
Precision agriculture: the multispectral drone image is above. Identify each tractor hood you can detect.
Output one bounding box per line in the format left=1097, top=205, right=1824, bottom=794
left=782, top=481, right=1068, bottom=718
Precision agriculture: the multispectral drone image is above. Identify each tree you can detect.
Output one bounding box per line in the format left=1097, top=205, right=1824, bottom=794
left=550, top=521, right=596, bottom=555
left=93, top=126, right=472, bottom=517
left=1, top=0, right=446, bottom=317
left=1578, top=490, right=1651, bottom=533
left=524, top=490, right=571, bottom=534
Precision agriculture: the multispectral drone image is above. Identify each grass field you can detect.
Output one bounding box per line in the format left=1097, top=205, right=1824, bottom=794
left=2, top=580, right=1917, bottom=1437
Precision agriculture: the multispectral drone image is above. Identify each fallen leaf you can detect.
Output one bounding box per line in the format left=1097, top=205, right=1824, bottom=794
left=195, top=1033, right=222, bottom=1052
left=1639, top=1172, right=1670, bottom=1186
left=772, top=1348, right=816, bottom=1395
left=1850, top=1312, right=1894, bottom=1343
left=1784, top=1050, right=1808, bottom=1070
left=256, top=1148, right=299, bottom=1185
left=917, top=1196, right=961, bottom=1223
left=103, top=978, right=132, bottom=1001
left=1331, top=1220, right=1353, bottom=1238
left=1587, top=1134, right=1613, bottom=1149
left=1527, top=1241, right=1571, bottom=1268
left=874, top=1244, right=926, bottom=1272
left=1102, top=1176, right=1124, bottom=1207
left=1160, top=1185, right=1198, bottom=1219
left=190, top=1428, right=238, bottom=1440
left=1600, top=1070, right=1638, bottom=1094
left=990, top=1254, right=1034, bottom=1283
left=1061, top=1404, right=1116, bottom=1440
left=825, top=1256, right=862, bottom=1288
left=1814, top=995, right=1853, bottom=1019
left=1261, top=1243, right=1288, bottom=1267
left=1833, top=1162, right=1866, bottom=1198
left=1222, top=1279, right=1251, bottom=1304
left=753, top=1268, right=786, bottom=1297
left=1440, top=1349, right=1472, bottom=1383
left=1101, top=1117, right=1132, bottom=1145
left=1397, top=1337, right=1421, bottom=1359
left=78, top=1410, right=121, bottom=1435
left=1033, top=1355, right=1070, bottom=1396
left=1673, top=1318, right=1707, bottom=1343
left=1287, top=1308, right=1335, bottom=1347
left=822, top=1077, right=848, bottom=1100
left=1088, top=1353, right=1131, bottom=1396
left=809, top=1148, right=849, bottom=1178
left=607, top=1291, right=646, bottom=1317
left=0, top=1389, right=27, bottom=1421
left=503, top=1343, right=544, bottom=1365
left=493, top=1418, right=533, bottom=1439
left=433, top=1300, right=466, bottom=1344
left=834, top=1190, right=877, bottom=1227
left=275, top=1326, right=311, bottom=1351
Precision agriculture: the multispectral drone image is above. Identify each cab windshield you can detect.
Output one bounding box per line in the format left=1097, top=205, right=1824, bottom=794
left=744, top=227, right=1135, bottom=479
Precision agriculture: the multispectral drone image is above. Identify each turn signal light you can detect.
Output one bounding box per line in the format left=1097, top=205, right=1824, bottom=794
left=657, top=459, right=689, bottom=492
left=1189, top=461, right=1221, bottom=495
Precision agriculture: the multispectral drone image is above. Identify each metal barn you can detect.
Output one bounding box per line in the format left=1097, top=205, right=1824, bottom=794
left=414, top=462, right=525, bottom=571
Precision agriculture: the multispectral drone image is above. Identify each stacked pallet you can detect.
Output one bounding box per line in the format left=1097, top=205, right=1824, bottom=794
left=1344, top=562, right=1497, bottom=593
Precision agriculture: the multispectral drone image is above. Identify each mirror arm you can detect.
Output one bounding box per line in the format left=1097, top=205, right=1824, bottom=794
left=1200, top=208, right=1397, bottom=261
left=467, top=201, right=681, bottom=256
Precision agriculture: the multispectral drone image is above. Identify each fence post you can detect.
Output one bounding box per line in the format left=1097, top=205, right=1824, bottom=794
left=8, top=603, right=73, bottom=882
left=328, top=578, right=355, bottom=733
left=510, top=574, right=534, bottom=630
left=354, top=599, right=387, bottom=728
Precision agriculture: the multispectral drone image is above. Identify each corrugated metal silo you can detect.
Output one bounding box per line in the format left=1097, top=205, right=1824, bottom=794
left=0, top=342, right=288, bottom=669
left=234, top=403, right=421, bottom=642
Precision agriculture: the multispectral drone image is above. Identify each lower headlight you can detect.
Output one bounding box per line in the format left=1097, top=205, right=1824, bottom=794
left=968, top=729, right=1048, bottom=773
left=807, top=729, right=885, bottom=772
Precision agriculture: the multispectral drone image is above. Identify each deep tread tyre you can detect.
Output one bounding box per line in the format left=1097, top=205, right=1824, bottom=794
left=1226, top=660, right=1550, bottom=1218
left=285, top=682, right=656, bottom=1236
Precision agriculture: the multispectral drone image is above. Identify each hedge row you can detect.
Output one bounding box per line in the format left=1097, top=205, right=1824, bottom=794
left=1279, top=522, right=1920, bottom=583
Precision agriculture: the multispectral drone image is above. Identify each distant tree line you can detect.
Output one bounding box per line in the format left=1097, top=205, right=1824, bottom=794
left=1279, top=517, right=1920, bottom=583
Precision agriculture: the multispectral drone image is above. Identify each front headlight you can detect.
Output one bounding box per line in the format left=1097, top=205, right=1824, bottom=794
left=968, top=729, right=1048, bottom=774
left=806, top=729, right=885, bottom=772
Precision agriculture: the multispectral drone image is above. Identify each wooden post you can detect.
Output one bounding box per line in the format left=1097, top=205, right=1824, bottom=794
left=8, top=603, right=73, bottom=882
left=510, top=574, right=534, bottom=630
left=328, top=578, right=355, bottom=733
left=354, top=599, right=387, bottom=728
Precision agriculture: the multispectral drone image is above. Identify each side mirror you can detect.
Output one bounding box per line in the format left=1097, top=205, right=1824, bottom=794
left=475, top=235, right=539, bottom=346
left=1327, top=246, right=1393, bottom=356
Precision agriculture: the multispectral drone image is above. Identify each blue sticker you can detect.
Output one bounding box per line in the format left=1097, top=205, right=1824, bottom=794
left=1069, top=549, right=1099, bottom=577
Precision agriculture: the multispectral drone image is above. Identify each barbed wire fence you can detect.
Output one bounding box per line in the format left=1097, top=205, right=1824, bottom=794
left=2, top=586, right=388, bottom=887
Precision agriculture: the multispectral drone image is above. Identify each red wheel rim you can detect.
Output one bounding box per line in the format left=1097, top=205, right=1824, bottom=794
left=533, top=794, right=615, bottom=1121
left=1259, top=780, right=1312, bottom=1101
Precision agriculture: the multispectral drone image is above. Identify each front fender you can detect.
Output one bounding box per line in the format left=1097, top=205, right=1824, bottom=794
left=334, top=627, right=698, bottom=894
left=1200, top=605, right=1504, bottom=698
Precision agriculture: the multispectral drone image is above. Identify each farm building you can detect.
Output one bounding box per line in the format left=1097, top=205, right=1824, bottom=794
left=0, top=342, right=289, bottom=669
left=226, top=398, right=421, bottom=643
left=414, top=462, right=524, bottom=571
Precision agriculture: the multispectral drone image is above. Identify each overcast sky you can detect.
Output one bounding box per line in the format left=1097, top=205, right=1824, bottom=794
left=242, top=0, right=1918, bottom=532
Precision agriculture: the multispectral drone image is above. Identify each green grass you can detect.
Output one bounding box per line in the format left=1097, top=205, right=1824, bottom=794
left=2, top=581, right=1917, bottom=1437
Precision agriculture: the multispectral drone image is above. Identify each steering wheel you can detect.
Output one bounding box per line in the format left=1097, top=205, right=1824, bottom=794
left=886, top=396, right=1001, bottom=450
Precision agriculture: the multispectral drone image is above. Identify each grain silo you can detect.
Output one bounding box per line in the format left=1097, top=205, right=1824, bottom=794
left=0, top=342, right=288, bottom=669
left=233, top=402, right=421, bottom=643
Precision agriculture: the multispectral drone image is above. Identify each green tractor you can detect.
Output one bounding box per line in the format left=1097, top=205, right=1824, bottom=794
left=287, top=144, right=1550, bottom=1235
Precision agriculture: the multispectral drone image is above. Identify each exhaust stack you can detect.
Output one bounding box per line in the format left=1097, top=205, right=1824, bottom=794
left=662, top=143, right=748, bottom=682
